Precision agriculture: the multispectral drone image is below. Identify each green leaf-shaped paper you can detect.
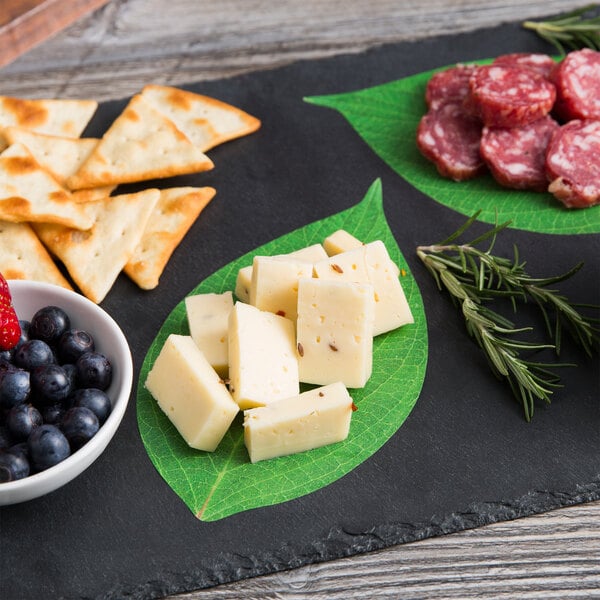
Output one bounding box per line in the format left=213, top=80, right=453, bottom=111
left=137, top=180, right=427, bottom=521
left=305, top=67, right=600, bottom=235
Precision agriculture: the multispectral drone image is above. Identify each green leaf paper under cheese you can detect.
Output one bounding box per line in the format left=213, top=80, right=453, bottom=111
left=136, top=179, right=428, bottom=522
left=305, top=68, right=600, bottom=235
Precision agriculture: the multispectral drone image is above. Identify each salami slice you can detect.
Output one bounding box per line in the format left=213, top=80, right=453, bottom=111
left=545, top=120, right=600, bottom=209
left=425, top=64, right=478, bottom=110
left=480, top=115, right=559, bottom=191
left=550, top=48, right=600, bottom=122
left=492, top=52, right=555, bottom=79
left=416, top=102, right=485, bottom=181
left=468, top=65, right=556, bottom=128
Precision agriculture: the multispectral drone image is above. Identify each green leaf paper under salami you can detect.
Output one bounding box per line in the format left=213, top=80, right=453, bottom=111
left=136, top=179, right=428, bottom=522
left=305, top=68, right=600, bottom=235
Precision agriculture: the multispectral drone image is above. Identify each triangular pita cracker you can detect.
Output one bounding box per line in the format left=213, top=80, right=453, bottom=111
left=0, top=143, right=95, bottom=229
left=34, top=188, right=160, bottom=303
left=66, top=95, right=214, bottom=190
left=141, top=84, right=261, bottom=152
left=0, top=95, right=97, bottom=150
left=0, top=220, right=73, bottom=289
left=124, top=186, right=216, bottom=290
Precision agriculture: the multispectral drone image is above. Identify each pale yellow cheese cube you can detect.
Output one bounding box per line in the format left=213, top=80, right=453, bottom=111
left=234, top=244, right=328, bottom=304
left=323, top=229, right=363, bottom=256
left=313, top=241, right=412, bottom=336
left=234, top=265, right=253, bottom=302
left=249, top=256, right=313, bottom=321
left=145, top=334, right=239, bottom=452
left=297, top=277, right=374, bottom=388
left=228, top=302, right=299, bottom=409
left=243, top=381, right=354, bottom=463
left=185, top=291, right=233, bottom=378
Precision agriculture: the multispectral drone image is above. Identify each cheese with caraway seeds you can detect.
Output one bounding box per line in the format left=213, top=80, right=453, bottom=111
left=243, top=381, right=354, bottom=463
left=185, top=291, right=233, bottom=378
left=228, top=302, right=299, bottom=409
left=313, top=241, right=412, bottom=336
left=145, top=334, right=239, bottom=452
left=297, top=277, right=374, bottom=388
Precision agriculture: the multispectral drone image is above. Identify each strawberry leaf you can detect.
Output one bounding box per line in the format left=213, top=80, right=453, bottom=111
left=305, top=66, right=600, bottom=235
left=136, top=179, right=428, bottom=521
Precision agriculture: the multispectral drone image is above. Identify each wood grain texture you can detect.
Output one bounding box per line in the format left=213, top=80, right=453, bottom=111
left=0, top=0, right=109, bottom=68
left=1, top=1, right=597, bottom=598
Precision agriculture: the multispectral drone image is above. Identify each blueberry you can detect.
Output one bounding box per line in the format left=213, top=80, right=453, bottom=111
left=0, top=425, right=12, bottom=450
left=76, top=352, right=112, bottom=391
left=61, top=407, right=99, bottom=450
left=62, top=363, right=78, bottom=392
left=72, top=388, right=112, bottom=425
left=28, top=424, right=70, bottom=471
left=6, top=403, right=43, bottom=441
left=0, top=369, right=31, bottom=410
left=58, top=329, right=95, bottom=364
left=15, top=320, right=30, bottom=351
left=41, top=403, right=66, bottom=425
left=13, top=339, right=55, bottom=370
left=29, top=306, right=70, bottom=346
left=0, top=449, right=30, bottom=481
left=31, top=364, right=71, bottom=405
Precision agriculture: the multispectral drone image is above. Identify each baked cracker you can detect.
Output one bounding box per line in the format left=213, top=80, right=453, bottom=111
left=34, top=188, right=161, bottom=303
left=124, top=186, right=216, bottom=290
left=0, top=220, right=73, bottom=289
left=0, top=95, right=97, bottom=151
left=0, top=143, right=95, bottom=229
left=141, top=84, right=261, bottom=152
left=66, top=94, right=214, bottom=190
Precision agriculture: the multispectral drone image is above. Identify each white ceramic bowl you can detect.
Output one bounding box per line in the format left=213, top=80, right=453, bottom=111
left=0, top=281, right=133, bottom=505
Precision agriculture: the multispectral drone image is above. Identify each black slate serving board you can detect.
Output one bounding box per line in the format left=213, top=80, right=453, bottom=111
left=1, top=16, right=599, bottom=600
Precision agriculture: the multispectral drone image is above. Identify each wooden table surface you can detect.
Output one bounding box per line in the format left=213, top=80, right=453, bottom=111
left=2, top=1, right=598, bottom=598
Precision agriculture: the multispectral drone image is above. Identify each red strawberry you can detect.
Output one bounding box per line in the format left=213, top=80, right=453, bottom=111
left=0, top=273, right=21, bottom=351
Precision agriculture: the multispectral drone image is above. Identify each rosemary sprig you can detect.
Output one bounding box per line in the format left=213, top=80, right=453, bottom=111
left=522, top=4, right=600, bottom=54
left=416, top=212, right=599, bottom=420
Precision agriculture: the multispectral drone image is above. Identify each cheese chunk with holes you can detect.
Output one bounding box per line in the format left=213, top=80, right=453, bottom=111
left=234, top=243, right=328, bottom=303
left=243, top=381, right=354, bottom=463
left=185, top=291, right=233, bottom=378
left=323, top=229, right=363, bottom=256
left=297, top=277, right=374, bottom=388
left=249, top=256, right=312, bottom=321
left=313, top=241, right=412, bottom=336
left=228, top=302, right=299, bottom=409
left=145, top=334, right=239, bottom=451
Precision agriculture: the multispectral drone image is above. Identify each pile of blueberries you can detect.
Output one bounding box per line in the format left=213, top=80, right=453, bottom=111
left=0, top=305, right=113, bottom=482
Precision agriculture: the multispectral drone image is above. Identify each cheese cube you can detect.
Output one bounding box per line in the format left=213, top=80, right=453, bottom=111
left=297, top=277, right=374, bottom=388
left=313, top=241, right=412, bottom=336
left=185, top=291, right=233, bottom=378
left=234, top=265, right=253, bottom=302
left=323, top=229, right=363, bottom=256
left=235, top=244, right=328, bottom=304
left=249, top=256, right=312, bottom=321
left=243, top=381, right=354, bottom=463
left=145, top=334, right=239, bottom=452
left=228, top=302, right=299, bottom=409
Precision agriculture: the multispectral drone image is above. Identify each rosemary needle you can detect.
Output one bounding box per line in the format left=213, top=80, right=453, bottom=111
left=522, top=4, right=600, bottom=54
left=416, top=212, right=599, bottom=420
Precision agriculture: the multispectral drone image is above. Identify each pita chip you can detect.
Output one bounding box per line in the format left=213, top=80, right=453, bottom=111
left=34, top=188, right=161, bottom=303
left=141, top=84, right=261, bottom=152
left=0, top=220, right=73, bottom=289
left=124, top=186, right=216, bottom=290
left=0, top=95, right=97, bottom=150
left=0, top=143, right=95, bottom=229
left=66, top=94, right=214, bottom=190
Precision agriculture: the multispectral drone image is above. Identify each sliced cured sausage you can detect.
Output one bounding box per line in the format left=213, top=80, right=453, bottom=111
left=492, top=52, right=555, bottom=79
left=545, top=120, right=600, bottom=209
left=416, top=102, right=485, bottom=181
left=468, top=65, right=556, bottom=128
left=550, top=48, right=600, bottom=122
left=425, top=64, right=478, bottom=110
left=480, top=115, right=559, bottom=191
